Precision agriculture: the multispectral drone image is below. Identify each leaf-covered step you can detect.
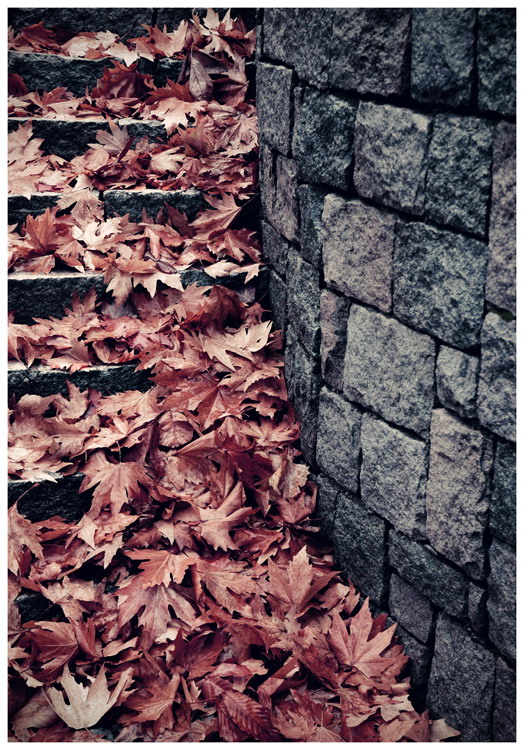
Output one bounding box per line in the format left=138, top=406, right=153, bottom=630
left=8, top=192, right=60, bottom=226
left=9, top=474, right=89, bottom=522
left=8, top=117, right=166, bottom=161
left=9, top=271, right=106, bottom=324
left=8, top=51, right=107, bottom=96
left=8, top=7, right=159, bottom=38
left=8, top=362, right=152, bottom=399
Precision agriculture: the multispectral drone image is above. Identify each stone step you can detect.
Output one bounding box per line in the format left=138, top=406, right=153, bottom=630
left=9, top=474, right=89, bottom=523
left=8, top=188, right=203, bottom=226
left=8, top=362, right=152, bottom=399
left=9, top=51, right=108, bottom=97
left=8, top=117, right=167, bottom=161
left=8, top=7, right=160, bottom=39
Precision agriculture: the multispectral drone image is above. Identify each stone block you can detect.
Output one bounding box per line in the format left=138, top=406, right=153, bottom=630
left=411, top=9, right=475, bottom=107
left=353, top=102, right=431, bottom=215
left=271, top=156, right=299, bottom=243
left=329, top=9, right=410, bottom=95
left=9, top=7, right=156, bottom=37
left=267, top=270, right=286, bottom=336
left=322, top=195, right=394, bottom=313
left=389, top=573, right=434, bottom=643
left=436, top=346, right=479, bottom=420
left=316, top=388, right=361, bottom=494
left=297, top=184, right=326, bottom=268
left=426, top=409, right=492, bottom=579
left=361, top=414, right=427, bottom=539
left=320, top=290, right=350, bottom=392
left=425, top=115, right=494, bottom=237
left=490, top=440, right=516, bottom=547
left=9, top=474, right=88, bottom=523
left=8, top=51, right=106, bottom=97
left=259, top=143, right=275, bottom=219
left=315, top=473, right=339, bottom=538
left=256, top=63, right=293, bottom=154
left=394, top=222, right=487, bottom=349
left=468, top=582, right=488, bottom=634
left=477, top=312, right=516, bottom=442
left=486, top=122, right=516, bottom=313
left=8, top=193, right=59, bottom=226
left=260, top=220, right=289, bottom=278
left=493, top=659, right=516, bottom=742
left=427, top=613, right=495, bottom=742
left=285, top=336, right=320, bottom=466
left=103, top=189, right=203, bottom=223
left=478, top=9, right=516, bottom=116
left=334, top=493, right=388, bottom=605
left=293, top=88, right=357, bottom=189
left=344, top=305, right=435, bottom=435
left=389, top=530, right=469, bottom=618
left=487, top=539, right=516, bottom=662
left=396, top=626, right=431, bottom=695
left=286, top=250, right=320, bottom=354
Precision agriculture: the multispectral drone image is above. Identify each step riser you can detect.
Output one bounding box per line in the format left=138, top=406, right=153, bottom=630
left=9, top=474, right=89, bottom=522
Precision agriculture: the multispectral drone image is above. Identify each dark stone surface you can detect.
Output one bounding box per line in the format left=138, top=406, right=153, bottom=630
left=292, top=88, right=357, bottom=189
left=436, top=346, right=479, bottom=420
left=256, top=62, right=294, bottom=154
left=477, top=312, right=516, bottom=442
left=320, top=290, right=350, bottom=392
left=8, top=193, right=59, bottom=226
left=103, top=189, right=203, bottom=223
left=15, top=591, right=63, bottom=625
left=425, top=114, right=493, bottom=237
left=260, top=220, right=289, bottom=278
left=353, top=102, right=431, bottom=215
left=334, top=492, right=388, bottom=605
left=259, top=143, right=275, bottom=220
left=396, top=626, right=432, bottom=698
left=468, top=582, right=488, bottom=634
left=389, top=573, right=434, bottom=643
left=297, top=184, right=326, bottom=268
left=485, top=122, right=516, bottom=314
left=267, top=270, right=286, bottom=336
left=477, top=9, right=516, bottom=116
left=270, top=156, right=299, bottom=243
left=9, top=474, right=89, bottom=522
left=9, top=272, right=106, bottom=325
left=493, top=658, right=516, bottom=742
left=316, top=387, right=361, bottom=494
left=389, top=530, right=469, bottom=618
left=8, top=363, right=152, bottom=399
left=487, top=538, right=516, bottom=662
left=315, top=473, right=339, bottom=538
left=426, top=409, right=492, bottom=580
left=393, top=222, right=488, bottom=349
left=8, top=7, right=157, bottom=38
left=8, top=51, right=107, bottom=96
left=285, top=334, right=320, bottom=466
left=151, top=58, right=185, bottom=88
left=411, top=9, right=475, bottom=107
left=322, top=194, right=394, bottom=313
left=344, top=304, right=435, bottom=436
left=329, top=9, right=410, bottom=96
left=427, top=613, right=495, bottom=742
left=286, top=250, right=320, bottom=355
left=490, top=440, right=516, bottom=547
left=361, top=413, right=427, bottom=539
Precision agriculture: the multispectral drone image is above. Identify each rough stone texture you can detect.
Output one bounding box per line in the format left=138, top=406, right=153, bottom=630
left=426, top=409, right=492, bottom=580
left=436, top=346, right=479, bottom=420
left=315, top=474, right=339, bottom=538
left=271, top=156, right=299, bottom=243
left=493, top=659, right=516, bottom=742
left=490, top=440, right=516, bottom=547
left=8, top=193, right=59, bottom=226
left=293, top=89, right=357, bottom=189
left=389, top=530, right=469, bottom=618
left=286, top=250, right=320, bottom=354
left=477, top=312, right=516, bottom=442
left=8, top=51, right=107, bottom=96
left=477, top=9, right=516, bottom=116
left=334, top=493, right=388, bottom=605
left=468, top=582, right=488, bottom=634
left=485, top=122, right=516, bottom=313
left=322, top=195, right=394, bottom=313
left=427, top=613, right=495, bottom=742
left=361, top=414, right=427, bottom=539
left=260, top=220, right=289, bottom=278
left=411, top=9, right=475, bottom=107
left=344, top=305, right=435, bottom=435
left=259, top=143, right=275, bottom=219
left=8, top=7, right=157, bottom=37
left=103, top=189, right=203, bottom=223
left=153, top=58, right=185, bottom=89
left=394, top=222, right=487, bottom=349
left=396, top=626, right=432, bottom=696
left=320, top=291, right=350, bottom=392
left=9, top=272, right=106, bottom=325
left=285, top=335, right=320, bottom=466
left=425, top=115, right=493, bottom=237
left=487, top=539, right=516, bottom=662
left=389, top=573, right=434, bottom=643
left=9, top=474, right=89, bottom=523
left=329, top=9, right=410, bottom=96
left=316, top=388, right=361, bottom=493
left=353, top=102, right=431, bottom=215
left=297, top=184, right=326, bottom=268
left=267, top=270, right=287, bottom=336
left=256, top=63, right=294, bottom=154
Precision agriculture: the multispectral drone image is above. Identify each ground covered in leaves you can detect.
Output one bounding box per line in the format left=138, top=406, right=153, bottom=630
left=8, top=11, right=458, bottom=742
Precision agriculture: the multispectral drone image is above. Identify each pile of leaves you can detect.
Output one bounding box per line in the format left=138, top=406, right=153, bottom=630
left=8, top=9, right=458, bottom=743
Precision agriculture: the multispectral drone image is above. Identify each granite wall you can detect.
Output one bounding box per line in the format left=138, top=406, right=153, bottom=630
left=257, top=8, right=516, bottom=742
